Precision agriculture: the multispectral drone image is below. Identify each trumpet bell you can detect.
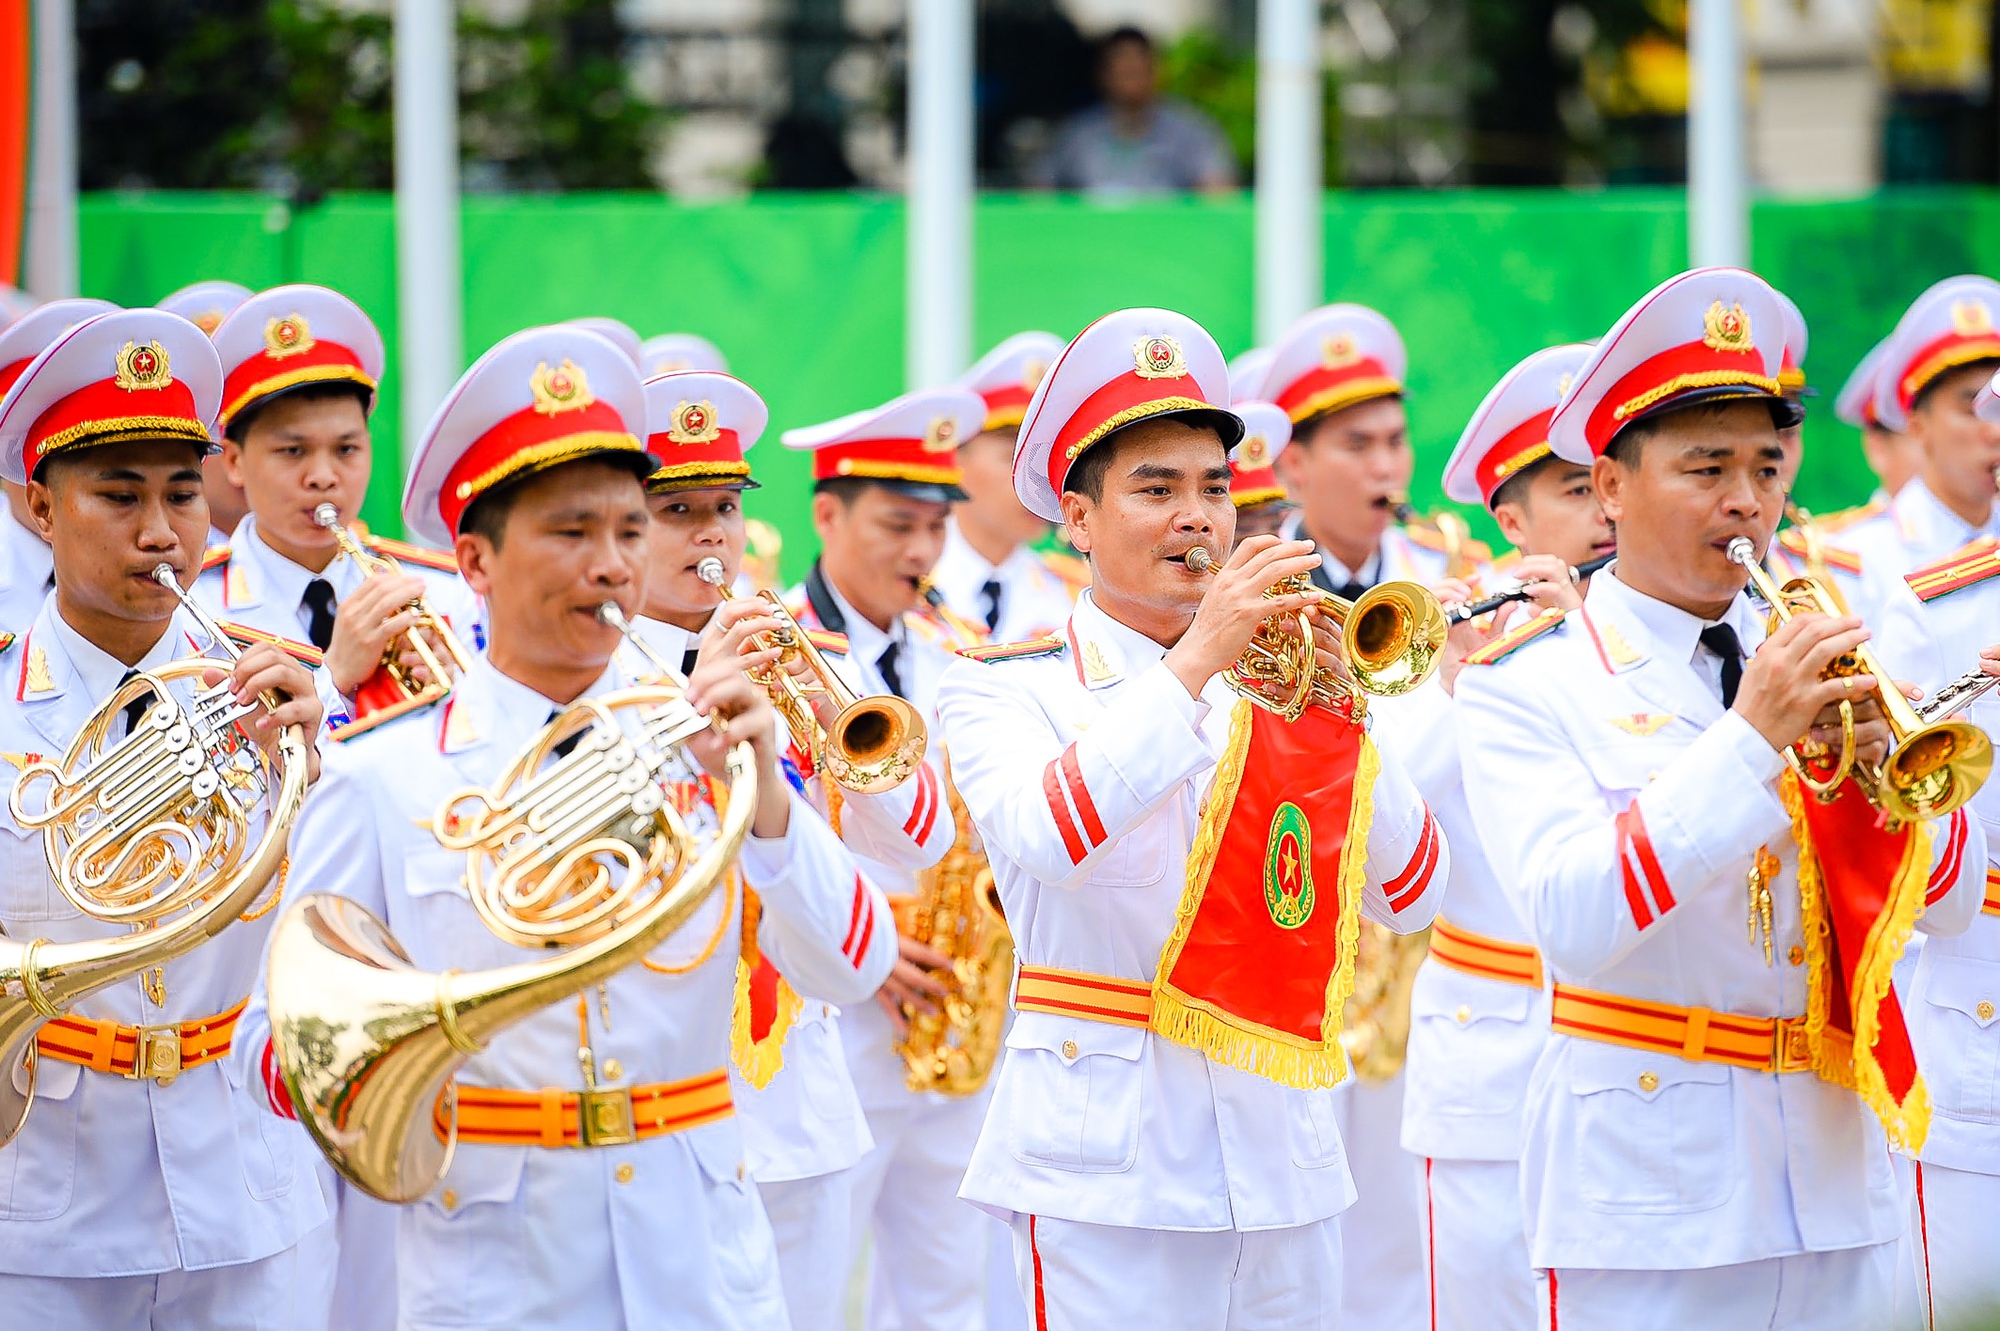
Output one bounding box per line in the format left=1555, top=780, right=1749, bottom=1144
left=822, top=695, right=929, bottom=796
left=1336, top=581, right=1445, bottom=698
left=1879, top=720, right=1993, bottom=823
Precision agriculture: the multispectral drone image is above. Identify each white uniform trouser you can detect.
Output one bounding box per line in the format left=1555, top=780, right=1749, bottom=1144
left=0, top=1242, right=306, bottom=1331
left=1535, top=1243, right=1898, bottom=1331
left=1423, top=1158, right=1533, bottom=1331
left=1914, top=1162, right=2000, bottom=1329
left=1010, top=1213, right=1343, bottom=1331
left=760, top=1172, right=854, bottom=1331
left=849, top=1090, right=990, bottom=1331
left=295, top=1169, right=398, bottom=1331
left=1332, top=1072, right=1427, bottom=1329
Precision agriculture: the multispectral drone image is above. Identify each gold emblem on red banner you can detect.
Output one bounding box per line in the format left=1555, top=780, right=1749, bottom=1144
left=264, top=314, right=314, bottom=359
left=1702, top=301, right=1754, bottom=353
left=531, top=359, right=593, bottom=415
left=114, top=340, right=173, bottom=392
left=1133, top=335, right=1187, bottom=380
left=1263, top=801, right=1315, bottom=930
left=668, top=400, right=721, bottom=445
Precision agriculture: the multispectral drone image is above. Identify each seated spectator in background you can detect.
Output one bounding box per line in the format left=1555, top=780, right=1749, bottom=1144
left=1030, top=26, right=1237, bottom=196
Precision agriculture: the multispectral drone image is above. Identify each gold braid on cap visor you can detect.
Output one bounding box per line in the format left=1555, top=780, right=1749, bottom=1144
left=451, top=433, right=644, bottom=502
left=218, top=365, right=378, bottom=431
left=1612, top=372, right=1782, bottom=422
left=1062, top=397, right=1217, bottom=461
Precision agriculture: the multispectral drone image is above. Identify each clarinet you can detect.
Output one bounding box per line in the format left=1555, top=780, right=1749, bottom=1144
left=1444, top=553, right=1615, bottom=625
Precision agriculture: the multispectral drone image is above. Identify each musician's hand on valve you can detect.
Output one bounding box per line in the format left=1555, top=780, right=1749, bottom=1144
left=701, top=597, right=788, bottom=668
left=683, top=648, right=792, bottom=838
left=1165, top=535, right=1323, bottom=701
left=876, top=934, right=953, bottom=1036
left=209, top=644, right=324, bottom=782
left=323, top=573, right=428, bottom=698
left=1808, top=693, right=1892, bottom=773
left=1731, top=613, right=1874, bottom=756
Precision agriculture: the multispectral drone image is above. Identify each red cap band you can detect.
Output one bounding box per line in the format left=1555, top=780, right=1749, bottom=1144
left=1584, top=340, right=1779, bottom=456
left=219, top=338, right=376, bottom=429
left=813, top=435, right=961, bottom=487
left=1271, top=357, right=1398, bottom=424
left=438, top=397, right=641, bottom=537
left=1474, top=409, right=1557, bottom=503
left=25, top=376, right=206, bottom=476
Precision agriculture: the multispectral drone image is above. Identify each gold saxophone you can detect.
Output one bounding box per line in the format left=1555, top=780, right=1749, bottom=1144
left=892, top=770, right=1012, bottom=1096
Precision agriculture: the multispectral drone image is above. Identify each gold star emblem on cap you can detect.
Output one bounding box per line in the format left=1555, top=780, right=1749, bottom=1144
left=1702, top=301, right=1755, bottom=353
left=1133, top=335, right=1187, bottom=380
left=668, top=399, right=720, bottom=445
left=264, top=314, right=315, bottom=359
left=114, top=340, right=173, bottom=392
left=531, top=359, right=594, bottom=415
left=922, top=417, right=958, bottom=453
left=1238, top=433, right=1270, bottom=468
left=1952, top=300, right=1995, bottom=337
left=1321, top=334, right=1361, bottom=369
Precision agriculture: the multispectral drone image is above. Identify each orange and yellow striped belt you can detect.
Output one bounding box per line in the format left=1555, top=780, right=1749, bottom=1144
left=1551, top=983, right=1816, bottom=1073
left=33, top=998, right=246, bottom=1086
left=1428, top=917, right=1544, bottom=989
left=1982, top=868, right=2000, bottom=916
left=1013, top=965, right=1153, bottom=1029
left=438, top=1069, right=734, bottom=1149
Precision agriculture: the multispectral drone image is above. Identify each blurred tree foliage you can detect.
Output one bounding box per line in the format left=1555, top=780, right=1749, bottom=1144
left=77, top=0, right=662, bottom=195
left=1156, top=28, right=1342, bottom=185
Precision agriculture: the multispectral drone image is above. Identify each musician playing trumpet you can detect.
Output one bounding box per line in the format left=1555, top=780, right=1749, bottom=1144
left=0, top=308, right=327, bottom=1328
left=195, top=285, right=480, bottom=728
left=1454, top=268, right=1985, bottom=1331
left=229, top=325, right=896, bottom=1331
left=936, top=308, right=1445, bottom=1330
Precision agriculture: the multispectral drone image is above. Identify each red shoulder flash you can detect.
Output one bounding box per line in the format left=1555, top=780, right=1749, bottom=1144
left=364, top=533, right=460, bottom=573
left=200, top=545, right=232, bottom=572
left=1462, top=608, right=1566, bottom=666
left=1907, top=537, right=2000, bottom=603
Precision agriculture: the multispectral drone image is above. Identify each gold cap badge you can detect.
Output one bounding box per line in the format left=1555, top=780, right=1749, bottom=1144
left=1133, top=335, right=1187, bottom=380
left=114, top=340, right=173, bottom=392
left=668, top=399, right=720, bottom=445
left=1702, top=301, right=1754, bottom=353
left=264, top=314, right=314, bottom=359
left=1022, top=358, right=1049, bottom=391
left=1952, top=300, right=1994, bottom=337
left=192, top=310, right=226, bottom=336
left=922, top=416, right=958, bottom=453
left=1237, top=433, right=1270, bottom=469
left=1321, top=334, right=1362, bottom=369
left=531, top=359, right=593, bottom=415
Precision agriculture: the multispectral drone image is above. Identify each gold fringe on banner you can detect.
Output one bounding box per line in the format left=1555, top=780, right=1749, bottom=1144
left=730, top=957, right=802, bottom=1090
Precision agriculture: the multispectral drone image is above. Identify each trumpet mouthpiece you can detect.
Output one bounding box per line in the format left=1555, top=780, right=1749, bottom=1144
left=1725, top=537, right=1756, bottom=566
left=312, top=503, right=340, bottom=529
left=695, top=557, right=727, bottom=587
left=596, top=601, right=632, bottom=631
left=152, top=563, right=178, bottom=589
left=1183, top=547, right=1216, bottom=574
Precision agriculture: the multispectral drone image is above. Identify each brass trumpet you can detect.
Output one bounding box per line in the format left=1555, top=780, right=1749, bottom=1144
left=1728, top=537, right=1991, bottom=822
left=313, top=503, right=475, bottom=708
left=1184, top=546, right=1445, bottom=721
left=695, top=556, right=926, bottom=794
left=269, top=647, right=753, bottom=1202
left=1, top=564, right=308, bottom=1145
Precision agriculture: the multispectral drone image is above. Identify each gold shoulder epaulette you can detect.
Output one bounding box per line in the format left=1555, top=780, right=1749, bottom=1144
left=199, top=545, right=231, bottom=572
left=1776, top=528, right=1863, bottom=575
left=0, top=631, right=15, bottom=653
left=958, top=636, right=1064, bottom=663
left=1463, top=608, right=1566, bottom=666
left=328, top=691, right=443, bottom=743
left=219, top=622, right=325, bottom=667
left=804, top=629, right=849, bottom=655
left=1040, top=550, right=1092, bottom=590
left=1906, top=537, right=2000, bottom=603
left=1405, top=521, right=1494, bottom=564
left=1815, top=497, right=1888, bottom=534
left=364, top=533, right=460, bottom=573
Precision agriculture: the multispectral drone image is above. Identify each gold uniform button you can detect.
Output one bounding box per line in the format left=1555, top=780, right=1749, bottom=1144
left=736, top=1163, right=746, bottom=1181
left=1788, top=946, right=1805, bottom=966
left=1454, top=1005, right=1472, bottom=1025
left=1637, top=1071, right=1660, bottom=1093
left=602, top=1058, right=623, bottom=1081
left=1060, top=1039, right=1080, bottom=1060
left=1979, top=1001, right=1995, bottom=1022
left=615, top=1163, right=635, bottom=1185
left=441, top=1189, right=458, bottom=1210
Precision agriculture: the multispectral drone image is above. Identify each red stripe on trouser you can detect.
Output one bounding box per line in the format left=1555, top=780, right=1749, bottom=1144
left=1917, top=1162, right=1935, bottom=1331
left=1030, top=1215, right=1050, bottom=1331
left=1548, top=1269, right=1559, bottom=1331
left=1043, top=761, right=1088, bottom=863
left=1425, top=1158, right=1438, bottom=1331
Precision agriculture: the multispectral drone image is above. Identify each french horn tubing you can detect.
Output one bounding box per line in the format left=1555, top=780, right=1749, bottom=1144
left=1, top=564, right=309, bottom=1146
left=267, top=631, right=753, bottom=1203
left=695, top=556, right=927, bottom=794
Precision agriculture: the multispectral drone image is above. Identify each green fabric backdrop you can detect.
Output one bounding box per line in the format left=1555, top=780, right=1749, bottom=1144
left=78, top=187, right=2000, bottom=578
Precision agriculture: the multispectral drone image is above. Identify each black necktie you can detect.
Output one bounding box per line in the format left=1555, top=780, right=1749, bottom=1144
left=877, top=642, right=905, bottom=699
left=1699, top=624, right=1744, bottom=708
left=680, top=647, right=701, bottom=679
left=117, top=668, right=150, bottom=736
left=546, top=708, right=583, bottom=759
left=302, top=579, right=338, bottom=652
left=979, top=578, right=1003, bottom=632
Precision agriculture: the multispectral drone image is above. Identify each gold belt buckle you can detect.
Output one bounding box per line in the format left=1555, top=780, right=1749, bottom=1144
left=131, top=1025, right=184, bottom=1086
left=1774, top=1018, right=1813, bottom=1073
left=576, top=1085, right=636, bottom=1147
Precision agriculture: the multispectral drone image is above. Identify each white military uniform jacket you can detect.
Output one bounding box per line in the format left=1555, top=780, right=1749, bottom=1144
left=192, top=514, right=482, bottom=726
left=935, top=589, right=1447, bottom=1231
left=1877, top=560, right=2000, bottom=1179
left=1455, top=568, right=1985, bottom=1272
left=928, top=521, right=1082, bottom=643
left=786, top=574, right=979, bottom=1113
left=620, top=612, right=921, bottom=1185
left=1847, top=480, right=2000, bottom=626
left=1377, top=679, right=1549, bottom=1162
left=232, top=652, right=881, bottom=1329
left=1281, top=509, right=1466, bottom=591
left=0, top=505, right=52, bottom=639
left=0, top=598, right=328, bottom=1278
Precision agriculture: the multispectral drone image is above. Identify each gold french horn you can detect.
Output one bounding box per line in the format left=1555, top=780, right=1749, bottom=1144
left=267, top=604, right=754, bottom=1202
left=1, top=564, right=309, bottom=1146
left=1184, top=546, right=1445, bottom=720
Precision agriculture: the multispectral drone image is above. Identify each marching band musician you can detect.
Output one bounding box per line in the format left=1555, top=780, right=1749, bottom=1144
left=936, top=307, right=1447, bottom=1329
left=232, top=323, right=893, bottom=1330
left=1455, top=267, right=1986, bottom=1330
left=0, top=300, right=117, bottom=631
left=0, top=307, right=328, bottom=1327
left=1760, top=295, right=1869, bottom=611
left=1223, top=400, right=1295, bottom=545
left=157, top=280, right=256, bottom=545
left=195, top=285, right=480, bottom=731
left=1835, top=336, right=1916, bottom=509
left=1845, top=276, right=2000, bottom=620
left=930, top=332, right=1087, bottom=641
left=1396, top=342, right=1605, bottom=1331
left=777, top=386, right=1002, bottom=1331
left=623, top=366, right=915, bottom=1331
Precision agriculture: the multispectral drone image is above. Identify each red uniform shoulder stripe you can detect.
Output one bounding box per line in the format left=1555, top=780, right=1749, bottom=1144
left=1907, top=537, right=2000, bottom=603
left=1776, top=528, right=1863, bottom=575
left=1042, top=760, right=1088, bottom=864
left=1382, top=808, right=1439, bottom=911
left=219, top=622, right=325, bottom=667
left=1615, top=802, right=1673, bottom=929
left=365, top=533, right=461, bottom=573
left=200, top=545, right=232, bottom=572
left=804, top=629, right=849, bottom=655
left=1463, top=607, right=1565, bottom=666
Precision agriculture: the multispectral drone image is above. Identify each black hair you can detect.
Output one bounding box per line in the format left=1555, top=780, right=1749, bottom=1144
left=1060, top=410, right=1238, bottom=505
left=458, top=480, right=521, bottom=551
left=223, top=381, right=373, bottom=443
left=1487, top=456, right=1556, bottom=513
left=813, top=476, right=876, bottom=507
left=1098, top=25, right=1154, bottom=64
left=1911, top=358, right=2000, bottom=415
